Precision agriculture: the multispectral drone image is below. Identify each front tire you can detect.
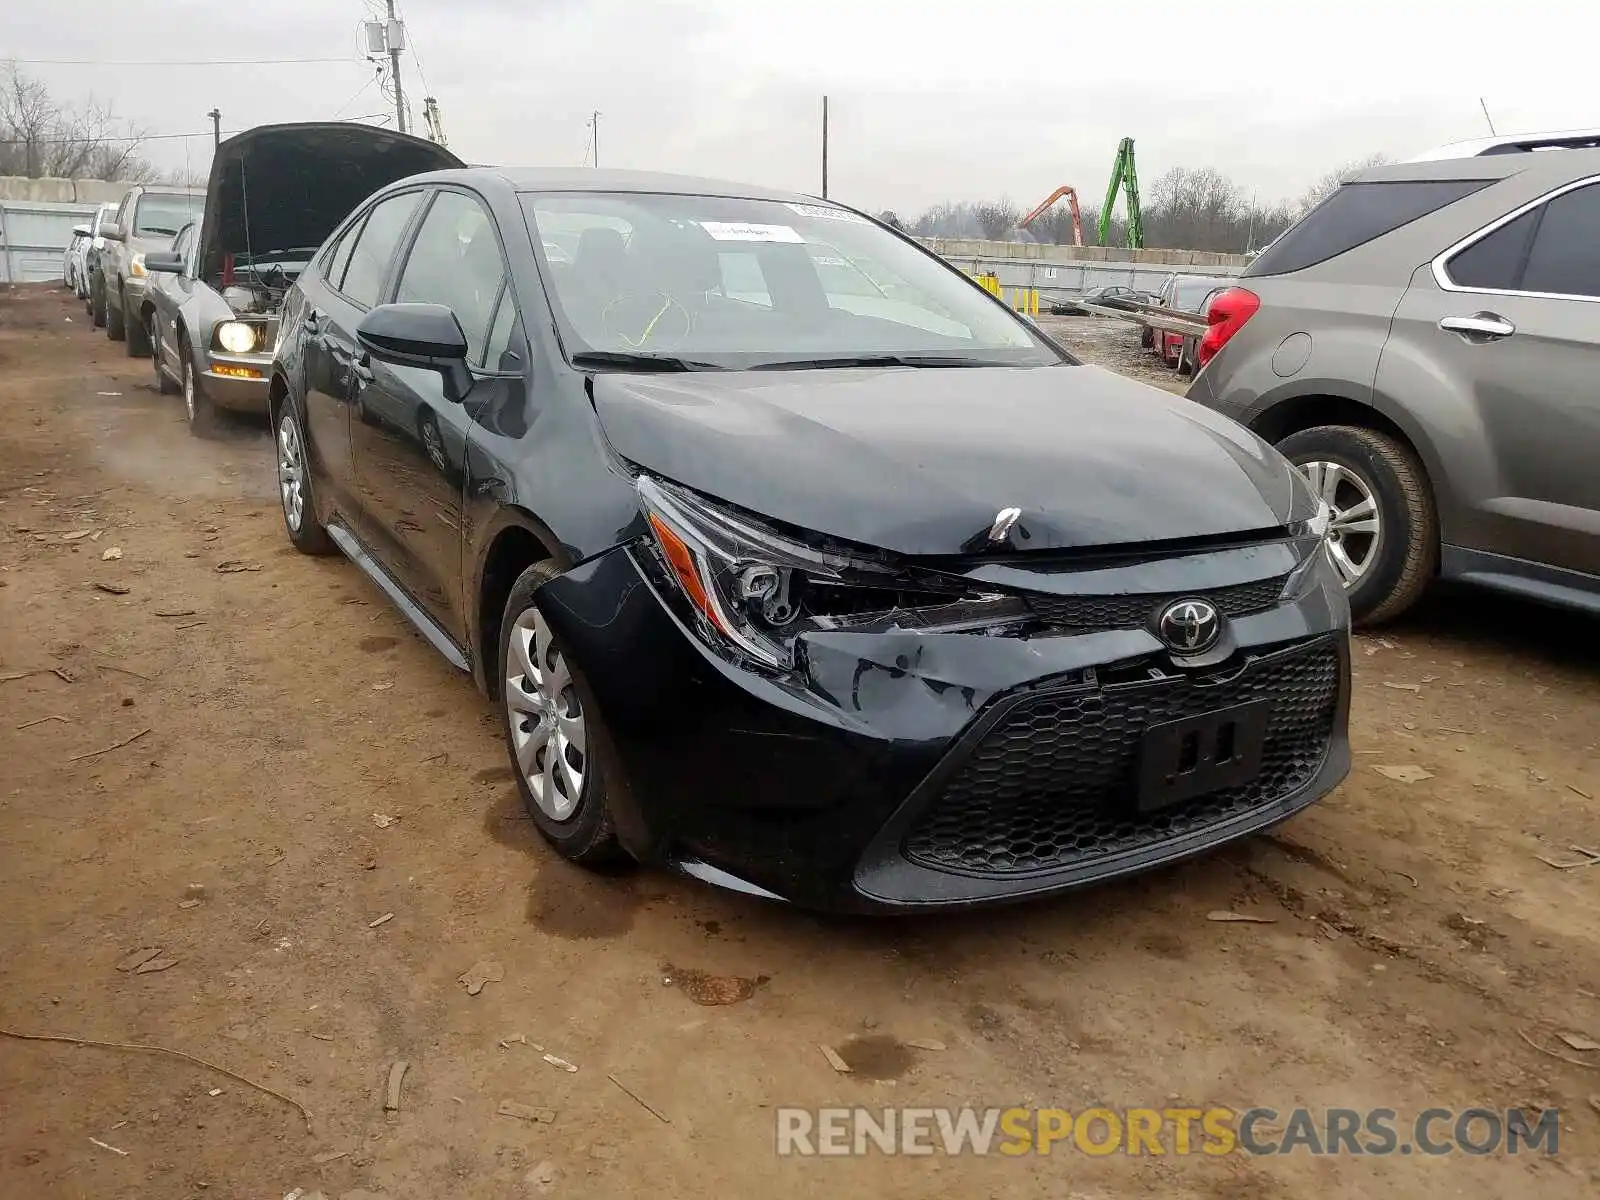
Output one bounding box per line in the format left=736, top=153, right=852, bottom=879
left=499, top=562, right=622, bottom=866
left=1277, top=424, right=1437, bottom=626
left=181, top=347, right=218, bottom=437
left=125, top=301, right=151, bottom=356
left=90, top=276, right=107, bottom=328
left=275, top=398, right=334, bottom=555
left=105, top=286, right=126, bottom=341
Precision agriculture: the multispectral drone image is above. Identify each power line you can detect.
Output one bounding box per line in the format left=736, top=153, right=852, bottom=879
left=10, top=56, right=360, bottom=66
left=2, top=117, right=400, bottom=146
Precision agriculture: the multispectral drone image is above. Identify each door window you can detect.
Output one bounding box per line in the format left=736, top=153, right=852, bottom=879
left=171, top=224, right=194, bottom=261
left=482, top=285, right=523, bottom=371
left=1520, top=183, right=1600, bottom=299
left=339, top=191, right=425, bottom=308
left=394, top=190, right=506, bottom=365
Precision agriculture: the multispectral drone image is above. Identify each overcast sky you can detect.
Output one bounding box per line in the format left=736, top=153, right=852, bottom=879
left=10, top=0, right=1594, bottom=213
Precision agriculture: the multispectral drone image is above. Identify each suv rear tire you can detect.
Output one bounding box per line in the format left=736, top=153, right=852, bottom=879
left=1277, top=424, right=1436, bottom=625
left=499, top=561, right=624, bottom=867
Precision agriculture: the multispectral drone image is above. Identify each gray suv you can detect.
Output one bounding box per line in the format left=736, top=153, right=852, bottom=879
left=1188, top=129, right=1600, bottom=624
left=96, top=185, right=205, bottom=352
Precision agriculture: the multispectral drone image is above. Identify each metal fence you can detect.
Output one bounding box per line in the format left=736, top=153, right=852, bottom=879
left=0, top=199, right=98, bottom=283
left=935, top=249, right=1235, bottom=303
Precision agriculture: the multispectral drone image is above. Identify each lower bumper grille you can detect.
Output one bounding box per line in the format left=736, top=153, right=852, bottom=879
left=904, top=637, right=1341, bottom=876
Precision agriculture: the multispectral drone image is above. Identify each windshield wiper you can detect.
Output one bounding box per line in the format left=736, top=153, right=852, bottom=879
left=571, top=351, right=725, bottom=372
left=749, top=354, right=1020, bottom=370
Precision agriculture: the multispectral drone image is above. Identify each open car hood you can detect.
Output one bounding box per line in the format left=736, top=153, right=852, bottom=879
left=198, top=122, right=463, bottom=281
left=594, top=365, right=1311, bottom=557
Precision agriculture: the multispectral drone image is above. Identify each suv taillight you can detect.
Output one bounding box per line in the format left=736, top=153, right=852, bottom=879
left=1197, top=287, right=1260, bottom=368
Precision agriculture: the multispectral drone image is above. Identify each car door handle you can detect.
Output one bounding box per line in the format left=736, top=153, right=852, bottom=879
left=1439, top=312, right=1515, bottom=341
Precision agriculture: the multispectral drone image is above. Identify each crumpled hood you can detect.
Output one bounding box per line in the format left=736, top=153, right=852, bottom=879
left=198, top=122, right=462, bottom=282
left=593, top=364, right=1309, bottom=556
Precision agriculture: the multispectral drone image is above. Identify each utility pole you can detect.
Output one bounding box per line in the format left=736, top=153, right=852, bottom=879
left=821, top=96, right=829, bottom=198
left=208, top=109, right=221, bottom=150
left=386, top=0, right=407, bottom=134
left=590, top=111, right=600, bottom=167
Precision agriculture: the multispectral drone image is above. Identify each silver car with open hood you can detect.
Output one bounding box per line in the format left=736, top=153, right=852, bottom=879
left=142, top=121, right=462, bottom=434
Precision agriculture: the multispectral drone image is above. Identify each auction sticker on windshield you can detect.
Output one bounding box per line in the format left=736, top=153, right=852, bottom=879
left=786, top=202, right=867, bottom=223
left=697, top=222, right=805, bottom=243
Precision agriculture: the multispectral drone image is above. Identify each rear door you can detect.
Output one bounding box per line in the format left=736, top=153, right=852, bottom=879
left=1381, top=177, right=1600, bottom=575
left=349, top=187, right=511, bottom=643
left=298, top=189, right=426, bottom=524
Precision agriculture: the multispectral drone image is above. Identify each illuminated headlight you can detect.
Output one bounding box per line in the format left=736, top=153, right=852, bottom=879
left=128, top=253, right=147, bottom=278
left=636, top=475, right=1028, bottom=671
left=216, top=321, right=258, bottom=354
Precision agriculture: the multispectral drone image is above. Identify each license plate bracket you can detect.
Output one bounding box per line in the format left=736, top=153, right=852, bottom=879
left=1136, top=700, right=1269, bottom=813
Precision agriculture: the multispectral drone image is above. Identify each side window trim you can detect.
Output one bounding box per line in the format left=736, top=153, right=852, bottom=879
left=1434, top=173, right=1600, bottom=302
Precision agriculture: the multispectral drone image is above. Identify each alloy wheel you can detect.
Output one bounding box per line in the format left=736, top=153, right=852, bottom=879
left=505, top=607, right=587, bottom=821
left=1299, top=460, right=1381, bottom=585
left=277, top=411, right=305, bottom=533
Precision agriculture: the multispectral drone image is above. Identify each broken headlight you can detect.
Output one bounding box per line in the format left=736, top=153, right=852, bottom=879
left=636, top=475, right=1029, bottom=670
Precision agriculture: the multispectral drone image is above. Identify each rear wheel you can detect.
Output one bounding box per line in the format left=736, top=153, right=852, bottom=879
left=276, top=399, right=334, bottom=555
left=499, top=562, right=623, bottom=867
left=151, top=316, right=178, bottom=395
left=1277, top=424, right=1437, bottom=626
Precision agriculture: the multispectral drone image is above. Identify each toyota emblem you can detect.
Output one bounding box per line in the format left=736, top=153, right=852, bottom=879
left=1157, top=598, right=1222, bottom=654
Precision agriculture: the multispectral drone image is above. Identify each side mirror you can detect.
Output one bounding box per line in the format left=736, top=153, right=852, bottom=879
left=72, top=224, right=92, bottom=237
left=145, top=250, right=184, bottom=274
left=99, top=223, right=125, bottom=242
left=356, top=303, right=474, bottom=402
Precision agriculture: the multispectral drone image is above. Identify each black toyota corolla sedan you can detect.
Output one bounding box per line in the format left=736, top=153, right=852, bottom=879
left=269, top=167, right=1351, bottom=913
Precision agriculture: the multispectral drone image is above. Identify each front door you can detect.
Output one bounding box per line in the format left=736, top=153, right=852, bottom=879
left=300, top=190, right=426, bottom=523
left=1380, top=179, right=1600, bottom=576
left=349, top=188, right=509, bottom=646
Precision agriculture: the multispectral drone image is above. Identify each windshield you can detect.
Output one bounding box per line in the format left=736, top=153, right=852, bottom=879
left=520, top=192, right=1061, bottom=368
left=134, top=194, right=204, bottom=237
left=1172, top=279, right=1226, bottom=312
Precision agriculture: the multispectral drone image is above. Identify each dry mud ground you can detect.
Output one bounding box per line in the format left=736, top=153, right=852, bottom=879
left=3, top=285, right=1599, bottom=1199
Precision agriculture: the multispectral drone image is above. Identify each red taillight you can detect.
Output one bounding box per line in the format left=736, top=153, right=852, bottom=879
left=1197, top=287, right=1260, bottom=368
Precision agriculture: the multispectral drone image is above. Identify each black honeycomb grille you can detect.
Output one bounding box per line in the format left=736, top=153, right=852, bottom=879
left=1024, top=574, right=1288, bottom=630
left=904, top=638, right=1340, bottom=876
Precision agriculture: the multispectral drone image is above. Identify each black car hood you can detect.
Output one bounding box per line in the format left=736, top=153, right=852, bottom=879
left=593, top=365, right=1307, bottom=556
left=198, top=122, right=462, bottom=281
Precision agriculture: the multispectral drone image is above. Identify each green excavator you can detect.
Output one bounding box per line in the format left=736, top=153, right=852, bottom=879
left=1097, top=137, right=1145, bottom=249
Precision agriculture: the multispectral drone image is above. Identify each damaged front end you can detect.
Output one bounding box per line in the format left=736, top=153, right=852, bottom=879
left=534, top=472, right=1352, bottom=913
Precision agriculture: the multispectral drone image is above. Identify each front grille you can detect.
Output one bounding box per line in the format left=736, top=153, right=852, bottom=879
left=1023, top=574, right=1288, bottom=631
left=904, top=637, right=1340, bottom=876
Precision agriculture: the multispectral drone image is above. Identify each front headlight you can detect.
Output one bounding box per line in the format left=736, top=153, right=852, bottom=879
left=128, top=253, right=147, bottom=278
left=636, top=475, right=1028, bottom=670
left=216, top=321, right=258, bottom=354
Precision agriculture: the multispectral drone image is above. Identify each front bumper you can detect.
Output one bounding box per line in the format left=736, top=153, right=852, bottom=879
left=202, top=350, right=272, bottom=412
left=537, top=542, right=1351, bottom=913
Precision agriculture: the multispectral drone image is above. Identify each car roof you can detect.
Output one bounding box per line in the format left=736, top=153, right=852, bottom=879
left=413, top=166, right=825, bottom=205
left=1359, top=142, right=1600, bottom=184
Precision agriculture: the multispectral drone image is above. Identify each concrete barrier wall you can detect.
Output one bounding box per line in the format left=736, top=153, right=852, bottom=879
left=916, top=237, right=1248, bottom=269
left=0, top=177, right=131, bottom=204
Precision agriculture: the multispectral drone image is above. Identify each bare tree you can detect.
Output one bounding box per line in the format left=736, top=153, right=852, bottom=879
left=0, top=61, right=156, bottom=180
left=1296, top=152, right=1392, bottom=214
left=973, top=198, right=1020, bottom=240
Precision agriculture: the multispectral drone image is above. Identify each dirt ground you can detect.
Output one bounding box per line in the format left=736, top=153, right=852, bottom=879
left=3, top=283, right=1599, bottom=1199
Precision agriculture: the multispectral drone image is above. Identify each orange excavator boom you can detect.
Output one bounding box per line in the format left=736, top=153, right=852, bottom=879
left=1018, top=185, right=1083, bottom=245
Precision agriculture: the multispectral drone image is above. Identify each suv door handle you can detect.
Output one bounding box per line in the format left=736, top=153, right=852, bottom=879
left=1439, top=312, right=1516, bottom=341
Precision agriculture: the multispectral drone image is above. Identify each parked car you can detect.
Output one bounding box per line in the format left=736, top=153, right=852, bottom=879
left=1051, top=284, right=1157, bottom=316
left=62, top=225, right=90, bottom=291
left=142, top=122, right=460, bottom=433
left=1189, top=130, right=1600, bottom=624
left=1158, top=277, right=1233, bottom=374
left=270, top=167, right=1351, bottom=912
left=79, top=202, right=119, bottom=309
left=95, top=185, right=204, bottom=345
